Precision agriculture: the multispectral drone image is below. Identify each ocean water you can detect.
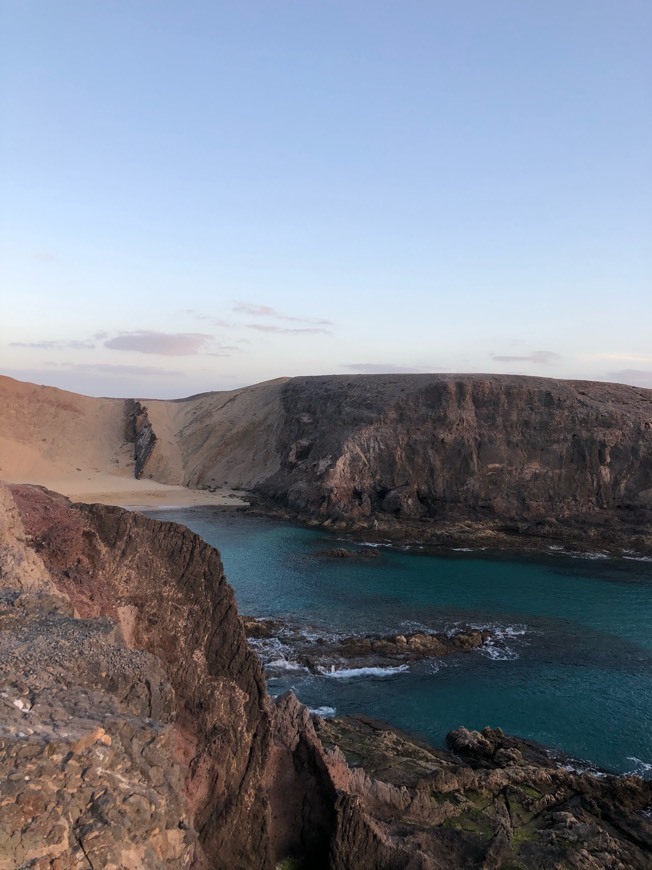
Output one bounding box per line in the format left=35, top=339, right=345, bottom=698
left=147, top=508, right=652, bottom=778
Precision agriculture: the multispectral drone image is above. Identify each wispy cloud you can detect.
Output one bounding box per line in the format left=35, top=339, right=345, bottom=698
left=590, top=352, right=652, bottom=364
left=234, top=300, right=332, bottom=326
left=205, top=345, right=243, bottom=357
left=10, top=340, right=95, bottom=350
left=342, top=363, right=439, bottom=374
left=491, top=350, right=560, bottom=364
left=247, top=324, right=330, bottom=335
left=105, top=331, right=213, bottom=355
left=607, top=369, right=652, bottom=388
left=33, top=250, right=59, bottom=263
left=53, top=362, right=185, bottom=377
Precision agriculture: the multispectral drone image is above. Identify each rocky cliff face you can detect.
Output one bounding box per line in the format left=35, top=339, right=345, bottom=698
left=1, top=483, right=651, bottom=868
left=12, top=486, right=277, bottom=868
left=317, top=716, right=652, bottom=870
left=258, top=375, right=652, bottom=553
left=3, top=372, right=651, bottom=552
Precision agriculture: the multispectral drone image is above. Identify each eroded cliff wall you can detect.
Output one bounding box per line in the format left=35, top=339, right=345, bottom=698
left=2, top=483, right=652, bottom=869
left=3, top=483, right=342, bottom=869
left=258, top=375, right=652, bottom=550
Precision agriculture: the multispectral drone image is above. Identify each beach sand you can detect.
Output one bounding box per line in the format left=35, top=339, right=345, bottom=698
left=0, top=375, right=251, bottom=510
left=2, top=469, right=249, bottom=511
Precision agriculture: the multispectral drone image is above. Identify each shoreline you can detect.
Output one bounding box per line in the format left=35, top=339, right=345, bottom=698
left=5, top=473, right=652, bottom=559
left=1, top=473, right=250, bottom=511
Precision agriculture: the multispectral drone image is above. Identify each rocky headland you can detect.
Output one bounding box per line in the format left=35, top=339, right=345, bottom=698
left=2, top=372, right=651, bottom=554
left=1, top=481, right=651, bottom=868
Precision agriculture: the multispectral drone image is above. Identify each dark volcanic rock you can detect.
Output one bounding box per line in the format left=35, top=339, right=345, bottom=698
left=316, top=717, right=652, bottom=870
left=256, top=375, right=652, bottom=554
left=243, top=616, right=491, bottom=671
left=317, top=547, right=382, bottom=560
left=125, top=399, right=158, bottom=479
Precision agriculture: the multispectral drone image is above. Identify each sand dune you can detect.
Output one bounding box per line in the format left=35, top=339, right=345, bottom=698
left=0, top=375, right=265, bottom=509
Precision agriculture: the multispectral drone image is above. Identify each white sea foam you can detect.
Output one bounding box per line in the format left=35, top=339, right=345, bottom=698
left=359, top=541, right=393, bottom=549
left=309, top=706, right=337, bottom=718
left=249, top=636, right=309, bottom=673
left=266, top=657, right=308, bottom=672
left=480, top=642, right=519, bottom=661
left=626, top=757, right=652, bottom=776
left=317, top=664, right=409, bottom=679
left=452, top=547, right=474, bottom=552
left=569, top=551, right=608, bottom=560
left=449, top=621, right=530, bottom=662
left=623, top=555, right=652, bottom=563
left=558, top=762, right=608, bottom=779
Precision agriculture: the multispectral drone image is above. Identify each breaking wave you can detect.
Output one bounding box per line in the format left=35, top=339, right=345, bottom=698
left=317, top=664, right=409, bottom=679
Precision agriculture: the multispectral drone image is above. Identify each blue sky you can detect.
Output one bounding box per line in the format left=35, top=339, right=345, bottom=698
left=1, top=1, right=651, bottom=398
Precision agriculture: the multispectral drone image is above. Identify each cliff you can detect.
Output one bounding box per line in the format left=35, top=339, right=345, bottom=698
left=2, top=372, right=651, bottom=553
left=1, top=483, right=651, bottom=868
left=257, top=375, right=652, bottom=553
left=1, top=483, right=333, bottom=869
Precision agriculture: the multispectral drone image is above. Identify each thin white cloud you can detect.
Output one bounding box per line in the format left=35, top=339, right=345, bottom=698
left=342, top=363, right=439, bottom=374
left=607, top=369, right=652, bottom=388
left=234, top=300, right=332, bottom=326
left=491, top=351, right=560, bottom=364
left=50, top=362, right=185, bottom=377
left=10, top=340, right=95, bottom=350
left=105, top=331, right=213, bottom=356
left=247, top=324, right=331, bottom=335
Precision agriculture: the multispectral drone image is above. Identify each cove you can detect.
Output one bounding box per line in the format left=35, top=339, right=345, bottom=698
left=148, top=507, right=652, bottom=778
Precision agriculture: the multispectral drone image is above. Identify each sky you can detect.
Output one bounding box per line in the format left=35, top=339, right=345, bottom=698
left=1, top=0, right=651, bottom=399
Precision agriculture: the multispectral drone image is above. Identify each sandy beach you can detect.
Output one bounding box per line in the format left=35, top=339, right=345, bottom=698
left=0, top=376, right=251, bottom=511
left=3, top=470, right=250, bottom=511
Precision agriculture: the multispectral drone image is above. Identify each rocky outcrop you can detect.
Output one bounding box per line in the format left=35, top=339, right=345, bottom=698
left=1, top=483, right=346, bottom=868
left=1, top=482, right=651, bottom=868
left=8, top=483, right=274, bottom=868
left=316, top=716, right=652, bottom=870
left=125, top=399, right=158, bottom=479
left=243, top=616, right=492, bottom=671
left=258, top=375, right=652, bottom=554
left=0, top=589, right=198, bottom=869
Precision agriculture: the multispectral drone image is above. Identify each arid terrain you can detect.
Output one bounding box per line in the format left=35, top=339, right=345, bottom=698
left=2, top=373, right=651, bottom=553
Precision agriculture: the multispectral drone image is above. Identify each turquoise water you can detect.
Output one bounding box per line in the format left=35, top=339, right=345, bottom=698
left=148, top=508, right=652, bottom=777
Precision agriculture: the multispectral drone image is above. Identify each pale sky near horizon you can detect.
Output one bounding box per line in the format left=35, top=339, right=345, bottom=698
left=1, top=1, right=651, bottom=399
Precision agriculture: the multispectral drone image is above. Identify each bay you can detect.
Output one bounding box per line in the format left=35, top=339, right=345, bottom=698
left=147, top=508, right=652, bottom=778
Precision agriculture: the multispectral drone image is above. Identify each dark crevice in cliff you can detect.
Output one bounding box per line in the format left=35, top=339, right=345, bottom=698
left=125, top=399, right=157, bottom=479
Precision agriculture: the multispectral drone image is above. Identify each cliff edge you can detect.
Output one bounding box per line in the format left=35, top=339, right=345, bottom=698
left=1, top=482, right=651, bottom=868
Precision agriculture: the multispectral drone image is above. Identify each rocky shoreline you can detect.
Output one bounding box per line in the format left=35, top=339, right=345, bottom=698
left=242, top=615, right=493, bottom=672
left=2, top=482, right=651, bottom=868
left=247, top=498, right=652, bottom=558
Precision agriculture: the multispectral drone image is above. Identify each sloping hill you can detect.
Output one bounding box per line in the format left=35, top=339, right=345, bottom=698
left=2, top=372, right=651, bottom=551
left=0, top=375, right=134, bottom=488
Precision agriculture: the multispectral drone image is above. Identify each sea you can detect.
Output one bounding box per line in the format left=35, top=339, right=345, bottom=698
left=147, top=507, right=652, bottom=779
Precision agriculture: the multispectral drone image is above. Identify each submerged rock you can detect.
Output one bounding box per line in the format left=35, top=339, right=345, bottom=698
left=242, top=615, right=492, bottom=671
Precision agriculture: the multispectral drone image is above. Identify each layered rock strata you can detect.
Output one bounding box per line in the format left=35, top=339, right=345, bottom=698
left=257, top=375, right=652, bottom=554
